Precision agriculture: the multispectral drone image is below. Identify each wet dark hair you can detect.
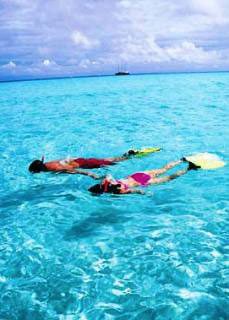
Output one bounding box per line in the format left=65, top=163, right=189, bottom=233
left=88, top=183, right=122, bottom=194
left=88, top=183, right=104, bottom=194
left=29, top=160, right=46, bottom=173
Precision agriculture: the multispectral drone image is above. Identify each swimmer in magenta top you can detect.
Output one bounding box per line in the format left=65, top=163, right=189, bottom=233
left=28, top=150, right=138, bottom=178
left=88, top=158, right=200, bottom=194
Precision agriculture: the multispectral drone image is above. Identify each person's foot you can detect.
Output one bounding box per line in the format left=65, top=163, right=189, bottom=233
left=128, top=149, right=138, bottom=156
left=187, top=161, right=201, bottom=171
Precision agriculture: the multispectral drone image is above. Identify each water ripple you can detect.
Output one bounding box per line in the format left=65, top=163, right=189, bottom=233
left=0, top=73, right=228, bottom=319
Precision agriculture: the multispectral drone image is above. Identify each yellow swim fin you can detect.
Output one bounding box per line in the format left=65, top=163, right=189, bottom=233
left=134, top=147, right=162, bottom=158
left=185, top=153, right=225, bottom=170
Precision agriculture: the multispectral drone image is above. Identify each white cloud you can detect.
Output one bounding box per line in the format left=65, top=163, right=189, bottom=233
left=78, top=58, right=91, bottom=69
left=118, top=0, right=131, bottom=8
left=188, top=0, right=229, bottom=26
left=190, top=0, right=222, bottom=17
left=111, top=0, right=227, bottom=69
left=43, top=59, right=50, bottom=66
left=118, top=36, right=169, bottom=63
left=116, top=36, right=220, bottom=66
left=78, top=58, right=101, bottom=70
left=71, top=31, right=99, bottom=49
left=166, top=41, right=220, bottom=64
left=42, top=59, right=56, bottom=66
left=1, top=0, right=229, bottom=80
left=1, top=61, right=16, bottom=69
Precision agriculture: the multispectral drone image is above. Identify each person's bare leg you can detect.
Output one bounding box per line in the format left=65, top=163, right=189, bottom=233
left=149, top=168, right=188, bottom=185
left=147, top=160, right=182, bottom=177
left=105, top=153, right=133, bottom=162
left=106, top=149, right=141, bottom=162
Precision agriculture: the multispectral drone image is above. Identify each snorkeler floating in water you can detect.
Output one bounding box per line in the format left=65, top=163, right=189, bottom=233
left=28, top=148, right=161, bottom=178
left=28, top=154, right=127, bottom=178
left=88, top=158, right=200, bottom=194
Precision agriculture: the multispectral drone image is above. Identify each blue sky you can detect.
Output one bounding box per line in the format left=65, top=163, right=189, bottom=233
left=1, top=0, right=229, bottom=80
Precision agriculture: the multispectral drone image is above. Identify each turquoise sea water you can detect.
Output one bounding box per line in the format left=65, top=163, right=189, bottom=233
left=0, top=73, right=228, bottom=319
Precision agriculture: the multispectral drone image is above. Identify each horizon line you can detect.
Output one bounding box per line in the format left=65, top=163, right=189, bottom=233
left=0, top=69, right=229, bottom=84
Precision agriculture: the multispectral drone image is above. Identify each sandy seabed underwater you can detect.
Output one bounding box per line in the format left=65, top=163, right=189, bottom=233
left=0, top=73, right=228, bottom=319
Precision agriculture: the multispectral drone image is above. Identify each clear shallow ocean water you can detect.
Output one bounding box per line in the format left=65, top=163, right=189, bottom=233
left=0, top=73, right=228, bottom=319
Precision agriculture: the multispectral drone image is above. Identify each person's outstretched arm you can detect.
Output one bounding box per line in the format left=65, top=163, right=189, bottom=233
left=129, top=189, right=145, bottom=194
left=150, top=168, right=188, bottom=184
left=56, top=169, right=101, bottom=179
left=118, top=189, right=145, bottom=195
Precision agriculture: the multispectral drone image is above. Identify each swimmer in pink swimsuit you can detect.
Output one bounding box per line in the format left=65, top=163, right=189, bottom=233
left=88, top=158, right=200, bottom=194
